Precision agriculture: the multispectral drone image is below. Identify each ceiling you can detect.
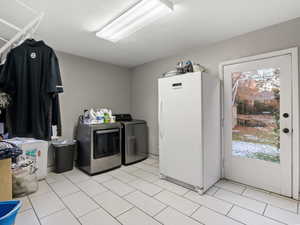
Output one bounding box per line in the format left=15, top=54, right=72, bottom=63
left=1, top=0, right=300, bottom=67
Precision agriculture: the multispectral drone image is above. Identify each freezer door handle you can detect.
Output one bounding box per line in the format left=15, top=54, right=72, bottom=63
left=159, top=99, right=164, bottom=139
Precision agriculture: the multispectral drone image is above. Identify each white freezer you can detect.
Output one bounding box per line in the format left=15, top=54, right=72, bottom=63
left=158, top=72, right=220, bottom=193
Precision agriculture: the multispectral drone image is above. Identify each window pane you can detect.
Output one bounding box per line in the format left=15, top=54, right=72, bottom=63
left=232, top=68, right=280, bottom=163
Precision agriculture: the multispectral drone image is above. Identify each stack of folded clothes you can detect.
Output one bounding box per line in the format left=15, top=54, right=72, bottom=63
left=0, top=141, right=22, bottom=162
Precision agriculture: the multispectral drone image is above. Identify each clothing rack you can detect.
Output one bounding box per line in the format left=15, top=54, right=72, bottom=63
left=0, top=0, right=44, bottom=64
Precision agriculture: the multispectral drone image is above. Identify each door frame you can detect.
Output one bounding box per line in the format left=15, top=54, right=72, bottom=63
left=219, top=47, right=299, bottom=200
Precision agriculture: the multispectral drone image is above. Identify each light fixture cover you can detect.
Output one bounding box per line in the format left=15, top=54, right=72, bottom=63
left=96, top=0, right=174, bottom=42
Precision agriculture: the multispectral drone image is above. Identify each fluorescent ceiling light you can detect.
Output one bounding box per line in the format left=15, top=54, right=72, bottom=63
left=96, top=0, right=174, bottom=42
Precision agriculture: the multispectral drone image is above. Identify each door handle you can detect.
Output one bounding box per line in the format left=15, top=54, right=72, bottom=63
left=283, top=113, right=289, bottom=118
left=282, top=128, right=290, bottom=134
left=159, top=99, right=164, bottom=139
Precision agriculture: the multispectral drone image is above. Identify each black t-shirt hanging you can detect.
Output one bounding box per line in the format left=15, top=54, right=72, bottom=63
left=0, top=39, right=63, bottom=140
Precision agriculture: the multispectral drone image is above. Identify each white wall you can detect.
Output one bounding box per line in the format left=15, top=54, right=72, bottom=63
left=131, top=17, right=300, bottom=155
left=57, top=51, right=131, bottom=139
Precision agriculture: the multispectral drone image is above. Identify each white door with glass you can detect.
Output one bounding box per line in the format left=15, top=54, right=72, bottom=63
left=223, top=54, right=292, bottom=196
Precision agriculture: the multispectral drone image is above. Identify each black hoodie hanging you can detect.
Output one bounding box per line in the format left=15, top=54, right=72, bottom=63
left=0, top=39, right=63, bottom=140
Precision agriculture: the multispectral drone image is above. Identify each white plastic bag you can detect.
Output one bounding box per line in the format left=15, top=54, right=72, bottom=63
left=12, top=158, right=38, bottom=197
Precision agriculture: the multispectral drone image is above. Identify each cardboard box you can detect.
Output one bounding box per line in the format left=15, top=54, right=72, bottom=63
left=0, top=158, right=12, bottom=201
left=7, top=138, right=49, bottom=180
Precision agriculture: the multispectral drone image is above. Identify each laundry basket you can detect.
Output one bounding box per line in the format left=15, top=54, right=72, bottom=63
left=0, top=200, right=22, bottom=225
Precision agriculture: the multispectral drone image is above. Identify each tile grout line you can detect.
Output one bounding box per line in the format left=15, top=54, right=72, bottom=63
left=100, top=180, right=138, bottom=197
left=28, top=165, right=298, bottom=225
left=61, top=168, right=300, bottom=224
left=190, top=205, right=201, bottom=217
left=211, top=186, right=219, bottom=197
left=126, top=169, right=161, bottom=183
left=224, top=179, right=299, bottom=207
left=150, top=190, right=201, bottom=217
left=113, top=206, right=135, bottom=218
left=118, top=188, right=174, bottom=225
left=126, top=181, right=166, bottom=198
left=65, top=168, right=170, bottom=225
left=64, top=167, right=167, bottom=225
left=29, top=167, right=167, bottom=224
left=214, top=184, right=299, bottom=215
left=211, top=190, right=268, bottom=215
left=26, top=195, right=43, bottom=225
left=117, top=166, right=205, bottom=224
left=117, top=204, right=165, bottom=225
left=240, top=186, right=247, bottom=196
left=63, top=173, right=125, bottom=225
left=114, top=168, right=191, bottom=198
left=189, top=204, right=201, bottom=217
left=135, top=167, right=159, bottom=176
left=56, top=171, right=126, bottom=220
left=225, top=204, right=235, bottom=216
left=181, top=191, right=235, bottom=217
left=45, top=178, right=85, bottom=225
left=28, top=183, right=66, bottom=217
left=262, top=203, right=268, bottom=215
left=131, top=169, right=160, bottom=178
left=223, top=208, right=248, bottom=225
left=126, top=168, right=260, bottom=224
left=46, top=176, right=83, bottom=198
left=240, top=190, right=298, bottom=215
left=114, top=190, right=166, bottom=225
left=225, top=203, right=290, bottom=225
left=108, top=171, right=140, bottom=184
left=189, top=203, right=247, bottom=225
left=151, top=204, right=169, bottom=218
left=215, top=185, right=248, bottom=196
left=117, top=189, right=139, bottom=198
left=192, top=203, right=240, bottom=222
left=28, top=185, right=70, bottom=220
left=125, top=175, right=165, bottom=192
left=152, top=181, right=191, bottom=196
left=262, top=215, right=289, bottom=225
left=18, top=206, right=32, bottom=214
left=170, top=205, right=205, bottom=225
left=77, top=179, right=110, bottom=196
left=150, top=189, right=165, bottom=198
left=121, top=189, right=168, bottom=220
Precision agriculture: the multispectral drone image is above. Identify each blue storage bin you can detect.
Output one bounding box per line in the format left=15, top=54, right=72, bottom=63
left=0, top=201, right=22, bottom=225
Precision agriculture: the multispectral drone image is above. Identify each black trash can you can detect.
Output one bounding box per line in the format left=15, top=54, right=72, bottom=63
left=52, top=140, right=76, bottom=173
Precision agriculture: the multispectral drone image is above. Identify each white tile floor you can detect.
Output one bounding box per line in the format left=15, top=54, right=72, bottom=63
left=15, top=158, right=300, bottom=225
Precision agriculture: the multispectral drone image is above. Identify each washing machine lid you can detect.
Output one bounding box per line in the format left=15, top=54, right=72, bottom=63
left=121, top=119, right=146, bottom=125
left=114, top=114, right=132, bottom=121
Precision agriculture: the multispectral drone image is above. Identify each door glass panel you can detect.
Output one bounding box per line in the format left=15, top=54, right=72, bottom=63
left=232, top=68, right=280, bottom=163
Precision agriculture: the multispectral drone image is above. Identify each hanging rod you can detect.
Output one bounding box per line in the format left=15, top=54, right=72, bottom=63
left=0, top=37, right=9, bottom=43
left=0, top=37, right=17, bottom=47
left=0, top=13, right=44, bottom=57
left=0, top=18, right=21, bottom=31
left=15, top=0, right=39, bottom=15
left=0, top=37, right=17, bottom=46
left=0, top=0, right=44, bottom=64
left=0, top=0, right=40, bottom=33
